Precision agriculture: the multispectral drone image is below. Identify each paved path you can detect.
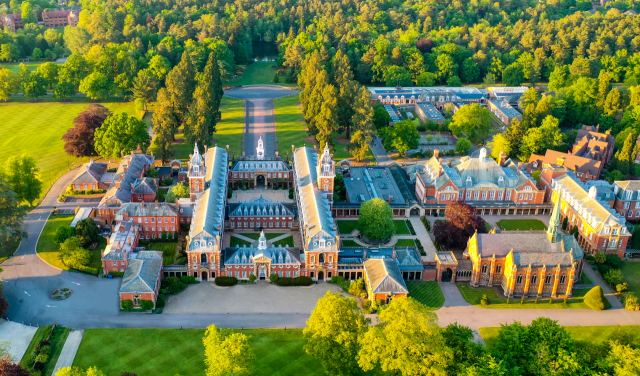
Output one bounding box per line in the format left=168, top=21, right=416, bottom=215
left=225, top=85, right=299, bottom=157
left=370, top=138, right=392, bottom=165
left=53, top=330, right=84, bottom=375
left=581, top=263, right=623, bottom=308
left=0, top=321, right=37, bottom=362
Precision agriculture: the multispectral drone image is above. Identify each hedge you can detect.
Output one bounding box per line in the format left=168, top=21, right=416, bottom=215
left=584, top=286, right=606, bottom=310
left=71, top=265, right=99, bottom=275
left=180, top=275, right=196, bottom=284
left=121, top=300, right=134, bottom=311
left=108, top=271, right=125, bottom=277
left=215, top=276, right=238, bottom=286
left=275, top=276, right=313, bottom=286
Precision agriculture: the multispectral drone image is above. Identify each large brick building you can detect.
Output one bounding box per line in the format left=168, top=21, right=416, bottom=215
left=229, top=138, right=293, bottom=189
left=70, top=159, right=112, bottom=191
left=526, top=150, right=602, bottom=183
left=226, top=196, right=297, bottom=230
left=416, top=149, right=544, bottom=210
left=102, top=220, right=141, bottom=274
left=42, top=9, right=79, bottom=27
left=551, top=173, right=631, bottom=257
left=612, top=180, right=640, bottom=221
left=96, top=152, right=156, bottom=227
left=0, top=14, right=23, bottom=32
left=116, top=201, right=180, bottom=240
left=118, top=251, right=163, bottom=309
left=572, top=125, right=615, bottom=166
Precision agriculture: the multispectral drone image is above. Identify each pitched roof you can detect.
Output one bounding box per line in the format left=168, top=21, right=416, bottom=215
left=222, top=245, right=300, bottom=267
left=72, top=159, right=108, bottom=184
left=116, top=202, right=178, bottom=219
left=132, top=178, right=158, bottom=194
left=293, top=147, right=337, bottom=252
left=475, top=232, right=583, bottom=263
left=103, top=221, right=139, bottom=261
left=363, top=258, right=408, bottom=294
left=229, top=196, right=294, bottom=217
left=99, top=154, right=155, bottom=208
left=532, top=149, right=601, bottom=177
left=119, top=251, right=163, bottom=293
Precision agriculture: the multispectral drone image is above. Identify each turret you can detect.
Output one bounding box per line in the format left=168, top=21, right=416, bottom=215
left=317, top=143, right=335, bottom=204
left=547, top=197, right=561, bottom=243
left=188, top=143, right=205, bottom=202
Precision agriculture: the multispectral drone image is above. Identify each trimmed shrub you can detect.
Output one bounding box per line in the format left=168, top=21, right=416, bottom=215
left=269, top=273, right=279, bottom=283
left=140, top=300, right=154, bottom=311
left=480, top=294, right=490, bottom=306
left=121, top=300, right=134, bottom=311
left=108, top=271, right=125, bottom=278
left=275, top=276, right=313, bottom=286
left=362, top=300, right=372, bottom=310
left=584, top=286, right=606, bottom=310
left=249, top=274, right=257, bottom=282
left=625, top=294, right=639, bottom=311
left=604, top=269, right=623, bottom=286
left=162, top=277, right=184, bottom=294
left=595, top=252, right=606, bottom=264
left=180, top=276, right=196, bottom=284
left=617, top=283, right=629, bottom=294
left=598, top=264, right=612, bottom=276
left=215, top=276, right=238, bottom=286
left=330, top=275, right=346, bottom=285
left=156, top=295, right=165, bottom=308
left=605, top=254, right=622, bottom=269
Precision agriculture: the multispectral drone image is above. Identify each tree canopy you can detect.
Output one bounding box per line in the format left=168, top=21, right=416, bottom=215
left=94, top=112, right=151, bottom=159
left=357, top=198, right=395, bottom=241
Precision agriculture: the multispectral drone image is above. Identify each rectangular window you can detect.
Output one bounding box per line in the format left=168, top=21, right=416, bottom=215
left=506, top=191, right=511, bottom=200
left=474, top=191, right=479, bottom=200
left=145, top=218, right=148, bottom=223
left=287, top=271, right=291, bottom=277
left=279, top=271, right=283, bottom=277
left=138, top=195, right=142, bottom=200
left=138, top=218, right=142, bottom=223
left=171, top=218, right=175, bottom=223
left=164, top=218, right=168, bottom=223
left=466, top=191, right=471, bottom=200
left=625, top=202, right=630, bottom=209
left=441, top=194, right=445, bottom=201
left=459, top=191, right=463, bottom=199
left=490, top=191, right=495, bottom=200
left=636, top=202, right=640, bottom=209
left=482, top=191, right=487, bottom=200
left=519, top=194, right=523, bottom=200
left=498, top=191, right=504, bottom=200
left=151, top=218, right=155, bottom=223
left=294, top=271, right=298, bottom=277
left=243, top=271, right=247, bottom=278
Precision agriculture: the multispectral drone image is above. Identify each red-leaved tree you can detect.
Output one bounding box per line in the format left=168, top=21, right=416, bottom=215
left=433, top=201, right=488, bottom=249
left=0, top=356, right=30, bottom=376
left=62, top=104, right=112, bottom=157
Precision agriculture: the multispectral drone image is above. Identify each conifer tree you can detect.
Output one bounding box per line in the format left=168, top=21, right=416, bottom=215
left=306, top=69, right=330, bottom=137
left=604, top=88, right=621, bottom=117
left=504, top=118, right=527, bottom=158
left=299, top=50, right=322, bottom=122
left=152, top=88, right=178, bottom=163
left=315, top=82, right=338, bottom=151
left=165, top=51, right=196, bottom=130
left=331, top=50, right=358, bottom=137
left=348, top=86, right=374, bottom=161
left=184, top=52, right=219, bottom=147
left=209, top=53, right=224, bottom=122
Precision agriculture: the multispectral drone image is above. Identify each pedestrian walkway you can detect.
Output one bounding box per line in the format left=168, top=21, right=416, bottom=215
left=268, top=233, right=292, bottom=243
left=581, top=263, right=623, bottom=308
left=53, top=330, right=84, bottom=375
left=0, top=321, right=37, bottom=362
left=232, top=233, right=258, bottom=244
left=409, top=217, right=437, bottom=262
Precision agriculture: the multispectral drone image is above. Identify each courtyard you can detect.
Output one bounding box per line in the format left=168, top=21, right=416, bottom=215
left=163, top=281, right=346, bottom=314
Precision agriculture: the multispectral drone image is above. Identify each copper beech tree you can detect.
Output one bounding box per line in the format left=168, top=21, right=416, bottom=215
left=433, top=200, right=488, bottom=249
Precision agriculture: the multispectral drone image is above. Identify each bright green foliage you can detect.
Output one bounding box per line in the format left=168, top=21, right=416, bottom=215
left=131, top=74, right=158, bottom=111
left=502, top=63, right=524, bottom=86
left=358, top=297, right=451, bottom=375
left=53, top=225, right=76, bottom=246
left=441, top=323, right=486, bottom=375
left=487, top=134, right=511, bottom=159
left=416, top=72, right=437, bottom=86
left=203, top=324, right=253, bottom=376
left=56, top=366, right=105, bottom=376
left=79, top=72, right=111, bottom=100
left=348, top=86, right=374, bottom=161
left=604, top=269, right=623, bottom=286
left=450, top=104, right=491, bottom=143
left=94, top=112, right=151, bottom=158
left=152, top=88, right=178, bottom=163
left=0, top=154, right=43, bottom=205
left=22, top=72, right=47, bottom=99
left=185, top=53, right=223, bottom=147
left=20, top=1, right=36, bottom=23
left=75, top=218, right=100, bottom=246
left=372, top=107, right=391, bottom=130
left=140, top=300, right=154, bottom=311
left=35, top=62, right=60, bottom=88
left=379, top=119, right=420, bottom=155
left=60, top=237, right=90, bottom=269
left=456, top=138, right=472, bottom=154
left=303, top=292, right=369, bottom=376
left=357, top=198, right=395, bottom=240
left=607, top=341, right=640, bottom=375
left=520, top=115, right=563, bottom=159
left=0, top=68, right=19, bottom=101
left=584, top=286, right=606, bottom=310
left=63, top=27, right=91, bottom=55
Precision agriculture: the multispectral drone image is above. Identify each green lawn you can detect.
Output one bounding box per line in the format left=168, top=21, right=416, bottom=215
left=407, top=281, right=445, bottom=310
left=230, top=236, right=254, bottom=247
left=580, top=272, right=593, bottom=285
left=456, top=284, right=594, bottom=309
left=214, top=97, right=244, bottom=158
left=240, top=233, right=284, bottom=240
left=337, top=220, right=359, bottom=235
left=146, top=242, right=178, bottom=265
left=340, top=239, right=361, bottom=247
left=0, top=61, right=50, bottom=74
left=272, top=236, right=294, bottom=247
left=228, top=61, right=278, bottom=86
left=620, top=261, right=640, bottom=296
left=394, top=220, right=411, bottom=235
left=496, top=219, right=548, bottom=231
left=36, top=214, right=103, bottom=272
left=73, top=328, right=328, bottom=376
left=480, top=326, right=640, bottom=348
left=395, top=239, right=416, bottom=247
left=274, top=94, right=308, bottom=152
left=0, top=100, right=137, bottom=202
left=21, top=325, right=70, bottom=376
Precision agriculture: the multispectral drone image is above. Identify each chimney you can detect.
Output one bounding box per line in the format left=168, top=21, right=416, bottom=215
left=226, top=145, right=229, bottom=153
left=242, top=151, right=245, bottom=158
left=292, top=145, right=295, bottom=154
left=363, top=250, right=367, bottom=259
left=115, top=180, right=121, bottom=189
left=119, top=225, right=125, bottom=233
left=392, top=248, right=397, bottom=258
left=517, top=162, right=523, bottom=170
left=131, top=183, right=135, bottom=192
left=204, top=145, right=208, bottom=153
left=131, top=150, right=135, bottom=158
left=275, top=150, right=279, bottom=159
left=556, top=157, right=565, bottom=166
left=605, top=129, right=611, bottom=135
left=433, top=149, right=440, bottom=159
left=121, top=150, right=124, bottom=159
left=313, top=145, right=318, bottom=153
left=499, top=151, right=507, bottom=166
left=596, top=125, right=600, bottom=132
left=155, top=200, right=159, bottom=208
left=106, top=236, right=110, bottom=245
left=128, top=237, right=131, bottom=245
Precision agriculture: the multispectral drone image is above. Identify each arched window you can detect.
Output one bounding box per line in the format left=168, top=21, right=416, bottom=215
left=517, top=275, right=523, bottom=284
left=545, top=274, right=552, bottom=284
left=531, top=275, right=537, bottom=285
left=482, top=264, right=488, bottom=274
left=560, top=274, right=566, bottom=284
left=496, top=265, right=502, bottom=274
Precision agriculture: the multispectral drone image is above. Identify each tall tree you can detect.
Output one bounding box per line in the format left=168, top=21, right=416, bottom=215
left=22, top=72, right=47, bottom=100
left=348, top=86, right=374, bottom=161
left=450, top=104, right=492, bottom=143
left=504, top=118, right=527, bottom=158
left=331, top=50, right=358, bottom=137
left=94, top=112, right=151, bottom=158
left=304, top=292, right=370, bottom=376
left=314, top=82, right=338, bottom=151
left=520, top=115, right=563, bottom=159
left=299, top=50, right=323, bottom=124
left=379, top=119, right=420, bottom=155
left=184, top=53, right=221, bottom=147
left=165, top=51, right=196, bottom=129
left=0, top=68, right=19, bottom=101
left=357, top=198, right=395, bottom=240
left=20, top=1, right=36, bottom=24
left=0, top=179, right=26, bottom=252
left=203, top=324, right=253, bottom=376
left=62, top=104, right=111, bottom=157
left=131, top=74, right=158, bottom=111
left=0, top=155, right=43, bottom=206
left=358, top=298, right=452, bottom=375
left=152, top=88, right=178, bottom=163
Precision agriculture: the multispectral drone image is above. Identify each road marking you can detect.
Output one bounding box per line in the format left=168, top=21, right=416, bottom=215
left=24, top=291, right=31, bottom=296
left=46, top=305, right=57, bottom=308
left=71, top=282, right=80, bottom=286
left=21, top=255, right=25, bottom=259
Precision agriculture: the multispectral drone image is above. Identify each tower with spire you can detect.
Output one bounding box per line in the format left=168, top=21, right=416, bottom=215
left=317, top=143, right=335, bottom=204
left=258, top=230, right=267, bottom=250
left=547, top=196, right=562, bottom=243
left=188, top=143, right=205, bottom=202
left=257, top=136, right=265, bottom=160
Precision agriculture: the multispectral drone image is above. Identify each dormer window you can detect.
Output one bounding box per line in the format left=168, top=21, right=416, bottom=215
left=194, top=166, right=199, bottom=173
left=626, top=191, right=632, bottom=200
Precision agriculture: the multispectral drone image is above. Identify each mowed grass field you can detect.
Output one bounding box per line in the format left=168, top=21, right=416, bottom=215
left=0, top=99, right=137, bottom=202
left=406, top=281, right=445, bottom=310
left=214, top=97, right=244, bottom=157
left=73, top=328, right=328, bottom=376
left=0, top=61, right=49, bottom=73
left=496, top=219, right=547, bottom=231
left=479, top=326, right=640, bottom=348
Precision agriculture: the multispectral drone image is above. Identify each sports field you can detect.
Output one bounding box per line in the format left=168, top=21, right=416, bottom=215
left=0, top=99, right=137, bottom=202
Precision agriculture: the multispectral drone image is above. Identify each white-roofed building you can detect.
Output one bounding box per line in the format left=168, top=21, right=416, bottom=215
left=186, top=145, right=229, bottom=281
left=293, top=144, right=339, bottom=281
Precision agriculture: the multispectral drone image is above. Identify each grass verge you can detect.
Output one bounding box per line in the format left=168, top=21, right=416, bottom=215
left=146, top=242, right=178, bottom=265
left=214, top=97, right=244, bottom=158
left=230, top=236, right=254, bottom=247
left=274, top=94, right=307, bottom=152
left=395, top=239, right=416, bottom=247
left=272, top=236, right=294, bottom=247
left=620, top=261, right=640, bottom=296
left=407, top=281, right=445, bottom=310
left=73, top=328, right=327, bottom=376
left=480, top=325, right=640, bottom=348
left=36, top=214, right=103, bottom=272
left=340, top=240, right=360, bottom=247
left=394, top=220, right=411, bottom=235
left=456, top=284, right=595, bottom=309
left=337, top=220, right=359, bottom=235
left=496, top=219, right=547, bottom=231
left=21, top=325, right=71, bottom=376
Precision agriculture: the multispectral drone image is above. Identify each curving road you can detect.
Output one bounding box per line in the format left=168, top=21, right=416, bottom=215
left=2, top=86, right=640, bottom=331
left=225, top=85, right=299, bottom=157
